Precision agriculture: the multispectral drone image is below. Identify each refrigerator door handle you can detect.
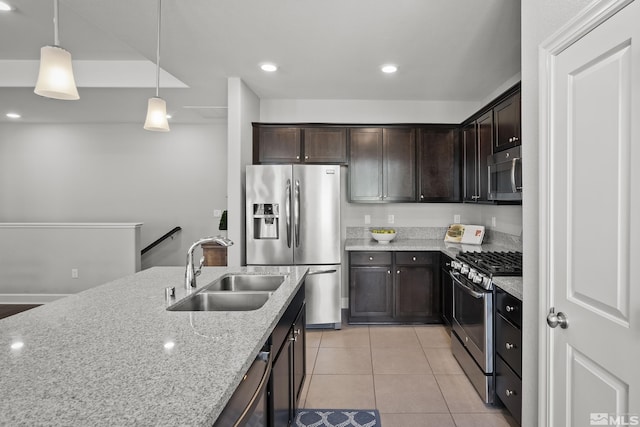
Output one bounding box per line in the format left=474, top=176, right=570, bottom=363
left=285, top=179, right=291, bottom=248
left=307, top=269, right=337, bottom=276
left=294, top=179, right=300, bottom=248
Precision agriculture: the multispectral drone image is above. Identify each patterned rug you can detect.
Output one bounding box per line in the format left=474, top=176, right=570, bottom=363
left=294, top=409, right=381, bottom=427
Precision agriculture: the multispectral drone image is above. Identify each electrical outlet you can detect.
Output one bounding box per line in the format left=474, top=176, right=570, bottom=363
left=454, top=214, right=461, bottom=223
left=388, top=214, right=395, bottom=224
left=214, top=209, right=222, bottom=217
left=492, top=216, right=497, bottom=227
left=71, top=269, right=79, bottom=279
left=364, top=214, right=371, bottom=224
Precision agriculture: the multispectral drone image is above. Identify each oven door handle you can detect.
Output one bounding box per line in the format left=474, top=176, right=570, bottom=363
left=449, top=270, right=485, bottom=299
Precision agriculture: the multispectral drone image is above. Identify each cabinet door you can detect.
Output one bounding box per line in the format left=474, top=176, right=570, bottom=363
left=256, top=127, right=302, bottom=163
left=303, top=128, right=347, bottom=163
left=476, top=111, right=493, bottom=202
left=349, top=266, right=393, bottom=322
left=462, top=122, right=477, bottom=202
left=383, top=128, right=416, bottom=201
left=271, top=341, right=292, bottom=427
left=292, top=305, right=306, bottom=407
left=348, top=128, right=383, bottom=201
left=493, top=91, right=521, bottom=152
left=417, top=127, right=461, bottom=202
left=394, top=253, right=440, bottom=322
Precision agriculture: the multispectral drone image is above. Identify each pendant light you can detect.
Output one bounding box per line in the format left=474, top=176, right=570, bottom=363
left=144, top=0, right=170, bottom=132
left=34, top=0, right=79, bottom=100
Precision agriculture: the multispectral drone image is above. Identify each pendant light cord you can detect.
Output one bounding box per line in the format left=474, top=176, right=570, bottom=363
left=155, top=0, right=162, bottom=97
left=53, top=0, right=60, bottom=46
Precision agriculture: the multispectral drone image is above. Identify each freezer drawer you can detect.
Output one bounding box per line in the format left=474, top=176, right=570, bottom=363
left=304, top=265, right=342, bottom=328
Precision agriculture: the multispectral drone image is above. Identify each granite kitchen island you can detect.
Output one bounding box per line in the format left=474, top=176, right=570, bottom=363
left=0, top=266, right=308, bottom=426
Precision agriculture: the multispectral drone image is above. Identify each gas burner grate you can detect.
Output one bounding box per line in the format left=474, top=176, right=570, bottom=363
left=456, top=251, right=522, bottom=277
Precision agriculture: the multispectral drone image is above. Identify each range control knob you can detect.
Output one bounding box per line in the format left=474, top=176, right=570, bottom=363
left=472, top=274, right=483, bottom=285
left=450, top=260, right=461, bottom=271
left=460, top=265, right=470, bottom=275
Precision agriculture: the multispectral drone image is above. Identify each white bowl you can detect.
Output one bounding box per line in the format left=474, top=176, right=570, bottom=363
left=371, top=231, right=396, bottom=244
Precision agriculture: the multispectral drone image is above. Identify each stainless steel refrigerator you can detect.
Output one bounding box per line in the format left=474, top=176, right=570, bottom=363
left=246, top=164, right=341, bottom=328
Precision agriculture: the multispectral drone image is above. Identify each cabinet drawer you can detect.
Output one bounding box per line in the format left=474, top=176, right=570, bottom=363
left=495, top=357, right=522, bottom=425
left=394, top=252, right=437, bottom=265
left=496, top=287, right=522, bottom=328
left=495, top=313, right=522, bottom=377
left=350, top=252, right=392, bottom=265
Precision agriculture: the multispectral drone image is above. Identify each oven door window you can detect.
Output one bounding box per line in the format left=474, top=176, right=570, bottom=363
left=453, top=280, right=487, bottom=354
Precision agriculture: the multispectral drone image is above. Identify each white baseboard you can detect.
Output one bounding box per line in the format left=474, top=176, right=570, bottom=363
left=0, top=294, right=69, bottom=304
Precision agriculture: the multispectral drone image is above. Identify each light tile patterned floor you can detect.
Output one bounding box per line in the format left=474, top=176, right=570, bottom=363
left=301, top=324, right=518, bottom=427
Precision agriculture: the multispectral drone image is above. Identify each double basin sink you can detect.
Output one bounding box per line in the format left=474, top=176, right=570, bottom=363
left=167, top=274, right=286, bottom=312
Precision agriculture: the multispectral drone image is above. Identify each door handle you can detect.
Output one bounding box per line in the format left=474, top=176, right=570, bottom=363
left=546, top=307, right=569, bottom=329
left=285, top=180, right=291, bottom=248
left=294, top=180, right=300, bottom=248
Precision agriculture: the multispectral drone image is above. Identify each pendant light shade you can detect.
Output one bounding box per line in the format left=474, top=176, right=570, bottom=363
left=34, top=0, right=79, bottom=100
left=144, top=97, right=170, bottom=131
left=34, top=45, right=79, bottom=100
left=144, top=0, right=170, bottom=132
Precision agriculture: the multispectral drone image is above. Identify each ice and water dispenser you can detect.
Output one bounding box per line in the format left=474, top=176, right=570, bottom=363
left=252, top=204, right=279, bottom=239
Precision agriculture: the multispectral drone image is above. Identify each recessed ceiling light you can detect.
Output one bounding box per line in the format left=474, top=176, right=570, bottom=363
left=0, top=2, right=13, bottom=11
left=6, top=112, right=21, bottom=119
left=260, top=63, right=278, bottom=72
left=381, top=64, right=398, bottom=74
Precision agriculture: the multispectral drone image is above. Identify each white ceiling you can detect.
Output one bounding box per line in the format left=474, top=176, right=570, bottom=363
left=0, top=0, right=521, bottom=124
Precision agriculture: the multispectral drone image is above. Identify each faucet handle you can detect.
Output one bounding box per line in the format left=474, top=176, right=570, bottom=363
left=195, top=256, right=205, bottom=277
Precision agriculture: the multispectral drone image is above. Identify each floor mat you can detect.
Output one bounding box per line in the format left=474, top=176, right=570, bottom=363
left=294, top=409, right=381, bottom=427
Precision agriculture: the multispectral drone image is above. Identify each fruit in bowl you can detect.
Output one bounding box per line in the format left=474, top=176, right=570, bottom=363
left=371, top=228, right=397, bottom=244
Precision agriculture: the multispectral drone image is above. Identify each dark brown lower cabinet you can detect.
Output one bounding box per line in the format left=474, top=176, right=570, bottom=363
left=349, top=251, right=441, bottom=324
left=270, top=286, right=306, bottom=427
left=494, top=286, right=522, bottom=425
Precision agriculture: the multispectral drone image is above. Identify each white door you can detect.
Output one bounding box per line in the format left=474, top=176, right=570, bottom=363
left=542, top=1, right=640, bottom=426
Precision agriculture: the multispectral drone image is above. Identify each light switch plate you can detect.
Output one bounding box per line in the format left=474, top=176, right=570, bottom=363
left=214, top=209, right=222, bottom=217
left=388, top=214, right=395, bottom=224
left=454, top=214, right=461, bottom=223
left=364, top=215, right=371, bottom=224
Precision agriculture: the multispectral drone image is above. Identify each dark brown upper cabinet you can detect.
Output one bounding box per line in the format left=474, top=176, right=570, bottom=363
left=493, top=90, right=521, bottom=152
left=253, top=124, right=347, bottom=164
left=463, top=111, right=493, bottom=203
left=417, top=126, right=461, bottom=203
left=348, top=127, right=416, bottom=202
left=303, top=127, right=347, bottom=163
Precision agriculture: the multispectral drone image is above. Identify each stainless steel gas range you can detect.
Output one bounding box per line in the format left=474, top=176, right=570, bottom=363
left=449, top=251, right=522, bottom=404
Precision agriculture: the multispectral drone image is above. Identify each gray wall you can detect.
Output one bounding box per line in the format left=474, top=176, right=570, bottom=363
left=521, top=0, right=593, bottom=426
left=0, top=122, right=228, bottom=268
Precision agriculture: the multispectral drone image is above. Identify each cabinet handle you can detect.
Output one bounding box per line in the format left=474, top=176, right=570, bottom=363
left=369, top=256, right=374, bottom=261
left=505, top=389, right=515, bottom=397
left=505, top=342, right=515, bottom=350
left=305, top=155, right=309, bottom=160
left=387, top=270, right=391, bottom=275
left=514, top=136, right=519, bottom=142
left=296, top=155, right=300, bottom=160
left=412, top=256, right=416, bottom=261
left=505, top=305, right=515, bottom=312
left=396, top=270, right=400, bottom=274
left=420, top=194, right=424, bottom=200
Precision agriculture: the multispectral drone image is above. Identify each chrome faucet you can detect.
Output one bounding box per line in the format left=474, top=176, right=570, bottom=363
left=184, top=236, right=234, bottom=289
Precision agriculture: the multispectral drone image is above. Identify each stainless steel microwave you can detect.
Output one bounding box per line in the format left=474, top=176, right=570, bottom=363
left=488, top=146, right=522, bottom=202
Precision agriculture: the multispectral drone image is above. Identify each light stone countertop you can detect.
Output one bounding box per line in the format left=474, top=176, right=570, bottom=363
left=344, top=238, right=523, bottom=301
left=0, top=265, right=308, bottom=427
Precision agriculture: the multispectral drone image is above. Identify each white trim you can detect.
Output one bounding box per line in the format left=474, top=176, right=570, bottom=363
left=341, top=297, right=349, bottom=310
left=0, top=223, right=143, bottom=229
left=0, top=294, right=69, bottom=304
left=537, top=1, right=634, bottom=426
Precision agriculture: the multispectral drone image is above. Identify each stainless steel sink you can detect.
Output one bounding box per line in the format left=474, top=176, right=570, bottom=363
left=167, top=291, right=271, bottom=311
left=203, top=274, right=286, bottom=292
left=166, top=274, right=286, bottom=312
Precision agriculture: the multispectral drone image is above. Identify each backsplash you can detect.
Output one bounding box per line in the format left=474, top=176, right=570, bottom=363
left=346, top=226, right=522, bottom=251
